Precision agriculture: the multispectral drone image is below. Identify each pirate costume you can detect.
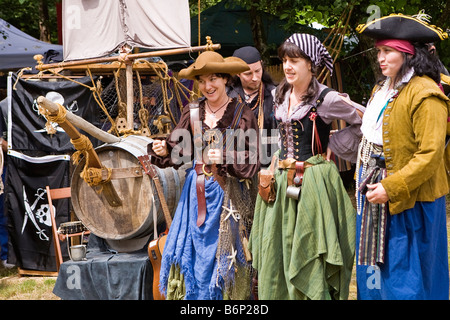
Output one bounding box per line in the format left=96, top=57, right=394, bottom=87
left=148, top=51, right=260, bottom=300
left=248, top=34, right=364, bottom=300
left=228, top=46, right=277, bottom=163
left=355, top=13, right=450, bottom=300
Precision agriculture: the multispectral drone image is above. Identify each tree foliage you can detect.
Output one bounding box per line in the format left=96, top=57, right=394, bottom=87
left=2, top=0, right=449, bottom=101
left=0, top=0, right=59, bottom=43
left=189, top=0, right=450, bottom=101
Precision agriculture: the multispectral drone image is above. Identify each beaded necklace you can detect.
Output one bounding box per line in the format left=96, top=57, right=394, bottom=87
left=356, top=80, right=401, bottom=214
left=239, top=84, right=264, bottom=129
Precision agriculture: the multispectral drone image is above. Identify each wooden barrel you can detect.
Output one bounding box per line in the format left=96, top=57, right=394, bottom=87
left=71, top=135, right=186, bottom=252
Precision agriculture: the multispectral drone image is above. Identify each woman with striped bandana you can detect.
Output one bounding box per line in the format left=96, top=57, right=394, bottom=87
left=249, top=33, right=364, bottom=300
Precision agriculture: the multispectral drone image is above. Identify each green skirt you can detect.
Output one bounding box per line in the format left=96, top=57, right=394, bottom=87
left=248, top=154, right=356, bottom=300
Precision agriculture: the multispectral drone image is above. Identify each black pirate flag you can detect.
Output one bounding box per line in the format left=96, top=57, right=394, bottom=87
left=6, top=151, right=70, bottom=271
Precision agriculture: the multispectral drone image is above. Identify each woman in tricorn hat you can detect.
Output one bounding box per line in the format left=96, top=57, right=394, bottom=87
left=148, top=50, right=260, bottom=300
left=355, top=13, right=450, bottom=299
left=248, top=33, right=364, bottom=300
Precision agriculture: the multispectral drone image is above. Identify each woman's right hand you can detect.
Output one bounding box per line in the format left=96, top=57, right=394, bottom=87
left=152, top=140, right=168, bottom=157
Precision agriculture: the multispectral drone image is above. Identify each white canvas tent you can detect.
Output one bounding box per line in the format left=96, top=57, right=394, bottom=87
left=0, top=18, right=63, bottom=71
left=62, top=0, right=191, bottom=61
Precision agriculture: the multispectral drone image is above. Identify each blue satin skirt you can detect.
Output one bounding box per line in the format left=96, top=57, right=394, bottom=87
left=356, top=193, right=449, bottom=300
left=159, top=163, right=225, bottom=300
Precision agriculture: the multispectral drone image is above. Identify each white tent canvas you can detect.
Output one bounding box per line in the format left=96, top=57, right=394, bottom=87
left=63, top=0, right=191, bottom=61
left=0, top=19, right=63, bottom=71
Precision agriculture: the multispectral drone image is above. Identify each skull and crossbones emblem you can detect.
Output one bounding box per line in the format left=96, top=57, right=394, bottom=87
left=21, top=187, right=53, bottom=241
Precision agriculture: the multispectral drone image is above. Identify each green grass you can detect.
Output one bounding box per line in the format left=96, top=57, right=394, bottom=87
left=0, top=266, right=17, bottom=279
left=0, top=273, right=57, bottom=300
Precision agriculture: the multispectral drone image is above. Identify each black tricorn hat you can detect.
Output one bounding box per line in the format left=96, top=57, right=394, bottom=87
left=356, top=13, right=448, bottom=43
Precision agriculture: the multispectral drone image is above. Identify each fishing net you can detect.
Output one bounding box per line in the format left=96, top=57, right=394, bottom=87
left=215, top=175, right=258, bottom=300
left=29, top=57, right=194, bottom=139
left=98, top=62, right=191, bottom=136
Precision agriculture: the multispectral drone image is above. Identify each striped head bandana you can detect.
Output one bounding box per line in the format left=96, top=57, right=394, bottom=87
left=286, top=33, right=334, bottom=75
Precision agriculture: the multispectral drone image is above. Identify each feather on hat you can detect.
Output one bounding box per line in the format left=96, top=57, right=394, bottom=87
left=356, top=13, right=448, bottom=42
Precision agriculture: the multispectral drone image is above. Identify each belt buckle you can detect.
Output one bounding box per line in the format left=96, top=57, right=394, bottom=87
left=202, top=163, right=213, bottom=177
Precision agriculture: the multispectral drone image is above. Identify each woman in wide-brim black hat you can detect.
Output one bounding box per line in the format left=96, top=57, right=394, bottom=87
left=355, top=13, right=450, bottom=300
left=148, top=50, right=261, bottom=300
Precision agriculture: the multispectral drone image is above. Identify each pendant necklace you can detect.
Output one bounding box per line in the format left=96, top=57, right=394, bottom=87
left=244, top=89, right=259, bottom=102
left=207, top=98, right=229, bottom=118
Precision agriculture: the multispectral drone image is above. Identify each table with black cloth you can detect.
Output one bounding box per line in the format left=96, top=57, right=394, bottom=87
left=52, top=234, right=154, bottom=300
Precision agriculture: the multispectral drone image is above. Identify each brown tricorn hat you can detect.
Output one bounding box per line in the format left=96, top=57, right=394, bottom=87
left=178, top=51, right=249, bottom=80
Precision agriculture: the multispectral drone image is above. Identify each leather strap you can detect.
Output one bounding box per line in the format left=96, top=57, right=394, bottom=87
left=150, top=171, right=172, bottom=229
left=310, top=87, right=334, bottom=156
left=293, top=161, right=305, bottom=186
left=190, top=103, right=208, bottom=227
left=138, top=155, right=172, bottom=230
left=278, top=157, right=318, bottom=170
left=194, top=164, right=209, bottom=227
left=190, top=103, right=203, bottom=163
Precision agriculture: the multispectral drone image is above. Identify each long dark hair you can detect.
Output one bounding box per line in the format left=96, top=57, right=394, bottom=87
left=275, top=41, right=319, bottom=105
left=410, top=43, right=441, bottom=83
left=379, top=43, right=441, bottom=87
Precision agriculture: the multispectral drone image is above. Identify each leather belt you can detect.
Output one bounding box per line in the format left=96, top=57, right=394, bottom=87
left=194, top=163, right=212, bottom=227
left=278, top=158, right=314, bottom=187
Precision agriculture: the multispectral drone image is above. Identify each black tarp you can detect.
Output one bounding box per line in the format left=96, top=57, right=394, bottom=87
left=0, top=19, right=63, bottom=71
left=9, top=73, right=103, bottom=152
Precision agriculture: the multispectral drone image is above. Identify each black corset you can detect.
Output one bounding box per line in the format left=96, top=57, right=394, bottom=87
left=278, top=111, right=330, bottom=161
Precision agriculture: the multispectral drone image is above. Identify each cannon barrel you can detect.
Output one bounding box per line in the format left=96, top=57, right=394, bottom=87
left=37, top=96, right=121, bottom=145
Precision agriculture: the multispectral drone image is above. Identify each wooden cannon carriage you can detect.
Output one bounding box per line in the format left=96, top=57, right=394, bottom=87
left=37, top=96, right=187, bottom=252
left=34, top=38, right=220, bottom=252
